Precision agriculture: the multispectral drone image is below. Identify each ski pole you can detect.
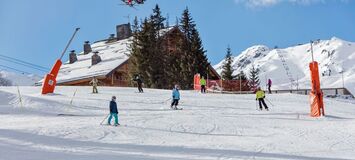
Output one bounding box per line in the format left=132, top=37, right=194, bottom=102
left=265, top=98, right=275, bottom=107
left=255, top=99, right=258, bottom=110
left=100, top=113, right=110, bottom=125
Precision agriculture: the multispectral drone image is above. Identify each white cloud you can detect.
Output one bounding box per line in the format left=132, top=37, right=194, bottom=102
left=235, top=0, right=348, bottom=8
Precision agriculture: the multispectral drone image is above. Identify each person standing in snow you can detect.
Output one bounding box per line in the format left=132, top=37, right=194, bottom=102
left=89, top=76, right=99, bottom=94
left=200, top=76, right=207, bottom=93
left=133, top=75, right=144, bottom=93
left=267, top=79, right=272, bottom=94
left=256, top=87, right=269, bottom=111
left=171, top=84, right=181, bottom=110
left=108, top=96, right=120, bottom=126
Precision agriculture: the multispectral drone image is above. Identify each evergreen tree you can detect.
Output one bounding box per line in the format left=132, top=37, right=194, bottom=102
left=178, top=7, right=209, bottom=89
left=129, top=17, right=142, bottom=86
left=149, top=4, right=167, bottom=88
left=191, top=27, right=209, bottom=78
left=150, top=4, right=165, bottom=32
left=221, top=46, right=235, bottom=80
left=248, top=65, right=260, bottom=90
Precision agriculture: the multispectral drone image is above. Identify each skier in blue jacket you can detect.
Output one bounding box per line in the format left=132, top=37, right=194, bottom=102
left=108, top=96, right=120, bottom=126
left=171, top=85, right=180, bottom=110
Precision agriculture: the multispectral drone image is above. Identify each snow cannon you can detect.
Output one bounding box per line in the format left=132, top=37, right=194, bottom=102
left=309, top=61, right=325, bottom=117
left=42, top=28, right=80, bottom=94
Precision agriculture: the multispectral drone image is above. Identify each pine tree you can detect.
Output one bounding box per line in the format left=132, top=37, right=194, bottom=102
left=149, top=4, right=167, bottom=88
left=178, top=7, right=209, bottom=89
left=129, top=16, right=142, bottom=86
left=191, top=27, right=209, bottom=78
left=150, top=4, right=165, bottom=32
left=221, top=46, right=235, bottom=80
left=248, top=65, right=260, bottom=90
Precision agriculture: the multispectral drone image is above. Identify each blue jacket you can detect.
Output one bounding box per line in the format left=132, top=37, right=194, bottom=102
left=109, top=101, right=118, bottom=113
left=172, top=88, right=180, bottom=100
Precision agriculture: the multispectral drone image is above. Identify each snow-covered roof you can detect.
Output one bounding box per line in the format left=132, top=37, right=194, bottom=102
left=56, top=38, right=132, bottom=84
left=56, top=27, right=177, bottom=84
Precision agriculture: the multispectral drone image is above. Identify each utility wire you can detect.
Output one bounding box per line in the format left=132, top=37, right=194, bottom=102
left=0, top=55, right=48, bottom=72
left=0, top=64, right=31, bottom=75
left=0, top=54, right=49, bottom=70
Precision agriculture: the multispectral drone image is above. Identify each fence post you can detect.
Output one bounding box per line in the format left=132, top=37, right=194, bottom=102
left=70, top=89, right=78, bottom=105
left=16, top=85, right=23, bottom=108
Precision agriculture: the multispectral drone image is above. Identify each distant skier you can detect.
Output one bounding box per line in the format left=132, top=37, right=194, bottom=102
left=108, top=96, right=120, bottom=126
left=89, top=76, right=99, bottom=94
left=171, top=84, right=181, bottom=110
left=256, top=87, right=269, bottom=111
left=200, top=76, right=206, bottom=93
left=267, top=79, right=272, bottom=94
left=133, top=75, right=144, bottom=93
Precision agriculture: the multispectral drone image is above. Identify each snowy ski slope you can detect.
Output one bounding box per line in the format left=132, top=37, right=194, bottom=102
left=214, top=37, right=355, bottom=96
left=0, top=86, right=355, bottom=160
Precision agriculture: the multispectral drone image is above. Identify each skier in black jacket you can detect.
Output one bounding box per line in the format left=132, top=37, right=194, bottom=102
left=108, top=96, right=119, bottom=126
left=134, top=75, right=144, bottom=93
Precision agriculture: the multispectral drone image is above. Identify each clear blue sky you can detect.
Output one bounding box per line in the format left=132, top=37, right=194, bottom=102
left=0, top=0, right=354, bottom=75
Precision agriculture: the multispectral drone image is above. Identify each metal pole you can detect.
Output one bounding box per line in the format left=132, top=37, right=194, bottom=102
left=239, top=75, right=242, bottom=94
left=59, top=28, right=80, bottom=60
left=310, top=40, right=314, bottom=62
left=342, top=71, right=345, bottom=88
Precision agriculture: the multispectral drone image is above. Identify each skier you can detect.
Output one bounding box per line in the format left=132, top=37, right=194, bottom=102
left=256, top=87, right=269, bottom=111
left=267, top=79, right=272, bottom=94
left=171, top=84, right=181, bottom=110
left=200, top=76, right=206, bottom=93
left=89, top=76, right=99, bottom=94
left=133, top=75, right=144, bottom=93
left=108, top=96, right=120, bottom=126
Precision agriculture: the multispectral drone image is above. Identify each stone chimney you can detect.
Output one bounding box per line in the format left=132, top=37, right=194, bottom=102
left=91, top=51, right=102, bottom=65
left=83, top=41, right=92, bottom=55
left=107, top=34, right=116, bottom=43
left=69, top=50, right=77, bottom=64
left=116, top=23, right=132, bottom=40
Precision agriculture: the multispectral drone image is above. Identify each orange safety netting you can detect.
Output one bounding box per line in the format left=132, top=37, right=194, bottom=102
left=193, top=74, right=249, bottom=92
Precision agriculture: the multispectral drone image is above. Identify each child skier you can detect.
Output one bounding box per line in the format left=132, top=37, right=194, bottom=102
left=171, top=84, right=181, bottom=110
left=256, top=87, right=269, bottom=111
left=108, top=96, right=120, bottom=126
left=89, top=77, right=99, bottom=94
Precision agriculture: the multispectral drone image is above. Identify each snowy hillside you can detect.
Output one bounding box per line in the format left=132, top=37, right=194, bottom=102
left=0, top=86, right=355, bottom=159
left=214, top=37, right=355, bottom=95
left=0, top=70, right=41, bottom=86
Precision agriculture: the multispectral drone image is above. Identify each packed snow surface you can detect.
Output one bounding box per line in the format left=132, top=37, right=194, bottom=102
left=214, top=37, right=355, bottom=95
left=0, top=86, right=355, bottom=160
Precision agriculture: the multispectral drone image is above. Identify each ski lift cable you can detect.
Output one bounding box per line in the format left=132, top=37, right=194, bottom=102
left=0, top=64, right=31, bottom=75
left=0, top=54, right=49, bottom=70
left=0, top=57, right=47, bottom=72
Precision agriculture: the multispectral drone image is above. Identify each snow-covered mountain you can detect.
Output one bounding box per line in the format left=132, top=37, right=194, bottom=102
left=0, top=70, right=41, bottom=86
left=214, top=37, right=355, bottom=95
